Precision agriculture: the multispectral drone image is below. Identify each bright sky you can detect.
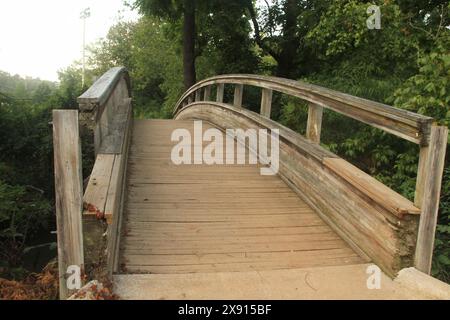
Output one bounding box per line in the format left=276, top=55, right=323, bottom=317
left=0, top=0, right=140, bottom=81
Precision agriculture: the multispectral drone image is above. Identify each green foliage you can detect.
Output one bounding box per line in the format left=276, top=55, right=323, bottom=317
left=0, top=181, right=51, bottom=279
left=0, top=67, right=95, bottom=279
left=391, top=41, right=450, bottom=127
left=0, top=93, right=54, bottom=194
left=88, top=8, right=260, bottom=118
left=278, top=98, right=308, bottom=135
left=88, top=17, right=181, bottom=119
left=434, top=168, right=450, bottom=281
left=133, top=0, right=183, bottom=20
left=53, top=65, right=90, bottom=109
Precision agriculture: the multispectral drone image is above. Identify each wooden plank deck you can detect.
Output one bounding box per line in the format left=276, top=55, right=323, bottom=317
left=119, top=120, right=365, bottom=274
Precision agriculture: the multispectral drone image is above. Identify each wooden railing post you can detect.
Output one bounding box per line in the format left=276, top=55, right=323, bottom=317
left=53, top=110, right=84, bottom=300
left=306, top=103, right=324, bottom=144
left=234, top=84, right=243, bottom=108
left=195, top=89, right=201, bottom=102
left=415, top=125, right=448, bottom=274
left=260, top=88, right=273, bottom=118
left=204, top=85, right=211, bottom=101
left=216, top=83, right=224, bottom=103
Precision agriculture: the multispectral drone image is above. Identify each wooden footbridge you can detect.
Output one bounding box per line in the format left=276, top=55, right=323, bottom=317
left=53, top=67, right=449, bottom=299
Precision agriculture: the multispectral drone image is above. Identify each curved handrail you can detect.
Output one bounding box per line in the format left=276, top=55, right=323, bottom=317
left=77, top=67, right=132, bottom=154
left=174, top=74, right=433, bottom=146
left=78, top=66, right=131, bottom=112
left=173, top=73, right=447, bottom=275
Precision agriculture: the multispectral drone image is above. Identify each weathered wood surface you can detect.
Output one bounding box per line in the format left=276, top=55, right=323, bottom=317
left=78, top=67, right=131, bottom=110
left=175, top=74, right=433, bottom=145
left=415, top=126, right=448, bottom=274
left=306, top=103, right=323, bottom=144
left=414, top=146, right=430, bottom=208
left=119, top=120, right=364, bottom=274
left=94, top=81, right=130, bottom=153
left=83, top=154, right=115, bottom=221
left=260, top=88, right=273, bottom=118
left=83, top=100, right=132, bottom=221
left=107, top=100, right=133, bottom=274
left=216, top=83, right=224, bottom=103
left=98, top=98, right=132, bottom=154
left=203, top=85, right=211, bottom=101
left=323, top=159, right=420, bottom=217
left=176, top=102, right=422, bottom=276
left=79, top=71, right=133, bottom=277
left=233, top=84, right=243, bottom=108
left=195, top=90, right=201, bottom=102
left=52, top=110, right=84, bottom=300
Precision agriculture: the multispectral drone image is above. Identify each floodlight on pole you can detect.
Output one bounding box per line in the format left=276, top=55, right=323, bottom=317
left=80, top=8, right=91, bottom=88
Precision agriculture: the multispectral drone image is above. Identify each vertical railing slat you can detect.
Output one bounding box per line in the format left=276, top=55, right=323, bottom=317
left=415, top=145, right=430, bottom=208
left=216, top=83, right=224, bottom=103
left=260, top=88, right=273, bottom=118
left=306, top=102, right=324, bottom=144
left=233, top=84, right=243, bottom=108
left=204, top=85, right=211, bottom=101
left=195, top=89, right=202, bottom=102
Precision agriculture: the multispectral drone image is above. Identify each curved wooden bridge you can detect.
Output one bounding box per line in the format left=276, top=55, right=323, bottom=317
left=52, top=67, right=449, bottom=299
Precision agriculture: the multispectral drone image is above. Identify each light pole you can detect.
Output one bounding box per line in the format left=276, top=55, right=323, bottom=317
left=80, top=8, right=91, bottom=88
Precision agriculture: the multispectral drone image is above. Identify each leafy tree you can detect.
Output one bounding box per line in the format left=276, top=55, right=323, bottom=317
left=133, top=0, right=197, bottom=89
left=246, top=0, right=330, bottom=78
left=133, top=0, right=260, bottom=89
left=0, top=73, right=58, bottom=279
left=88, top=16, right=182, bottom=118
left=54, top=65, right=85, bottom=109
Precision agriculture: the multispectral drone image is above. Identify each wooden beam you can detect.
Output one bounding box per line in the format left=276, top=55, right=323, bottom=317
left=188, top=95, right=194, bottom=104
left=415, top=145, right=430, bottom=208
left=52, top=110, right=84, bottom=300
left=415, top=125, right=448, bottom=274
left=216, top=83, right=224, bottom=103
left=260, top=88, right=273, bottom=118
left=204, top=85, right=211, bottom=101
left=306, top=103, right=323, bottom=144
left=83, top=154, right=115, bottom=220
left=195, top=90, right=202, bottom=102
left=233, top=84, right=243, bottom=108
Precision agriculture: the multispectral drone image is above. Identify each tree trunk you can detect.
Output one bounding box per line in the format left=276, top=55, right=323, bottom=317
left=183, top=0, right=196, bottom=90
left=276, top=0, right=299, bottom=78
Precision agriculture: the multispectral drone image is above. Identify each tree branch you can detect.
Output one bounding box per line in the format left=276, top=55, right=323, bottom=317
left=246, top=0, right=280, bottom=61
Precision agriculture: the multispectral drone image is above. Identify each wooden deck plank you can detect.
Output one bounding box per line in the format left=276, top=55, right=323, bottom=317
left=120, top=120, right=365, bottom=274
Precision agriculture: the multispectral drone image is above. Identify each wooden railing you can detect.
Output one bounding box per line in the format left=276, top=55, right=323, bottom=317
left=52, top=67, right=132, bottom=298
left=78, top=67, right=133, bottom=278
left=174, top=74, right=448, bottom=276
